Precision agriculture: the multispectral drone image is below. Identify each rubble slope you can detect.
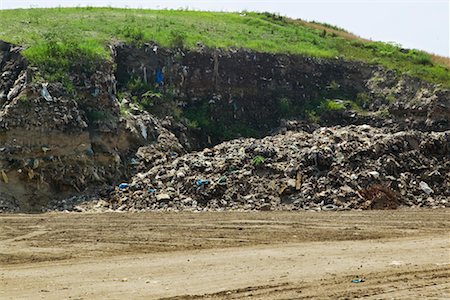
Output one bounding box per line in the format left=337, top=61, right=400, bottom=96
left=108, top=125, right=449, bottom=212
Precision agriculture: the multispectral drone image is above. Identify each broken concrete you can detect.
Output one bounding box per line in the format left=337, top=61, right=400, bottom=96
left=107, top=125, right=449, bottom=212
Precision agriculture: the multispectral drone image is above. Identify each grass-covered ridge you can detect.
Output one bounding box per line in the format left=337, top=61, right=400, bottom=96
left=0, top=7, right=449, bottom=86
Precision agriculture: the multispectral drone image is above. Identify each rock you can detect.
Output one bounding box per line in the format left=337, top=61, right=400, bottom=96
left=368, top=171, right=380, bottom=179
left=259, top=204, right=272, bottom=211
left=156, top=193, right=171, bottom=202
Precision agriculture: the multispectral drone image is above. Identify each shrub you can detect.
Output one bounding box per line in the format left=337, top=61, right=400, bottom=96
left=120, top=25, right=145, bottom=44
left=320, top=99, right=346, bottom=111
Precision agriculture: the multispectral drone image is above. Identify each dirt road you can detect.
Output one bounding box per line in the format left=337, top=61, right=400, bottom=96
left=1, top=210, right=449, bottom=299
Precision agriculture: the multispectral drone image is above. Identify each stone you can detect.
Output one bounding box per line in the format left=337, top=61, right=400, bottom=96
left=368, top=171, right=380, bottom=179
left=156, top=193, right=171, bottom=202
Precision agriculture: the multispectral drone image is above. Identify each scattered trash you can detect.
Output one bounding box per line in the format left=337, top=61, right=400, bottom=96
left=419, top=181, right=434, bottom=195
left=389, top=260, right=404, bottom=266
left=1, top=170, right=8, bottom=184
left=138, top=121, right=148, bottom=140
left=119, top=183, right=129, bottom=190
left=155, top=69, right=164, bottom=85
left=40, top=83, right=53, bottom=102
left=110, top=125, right=449, bottom=212
left=1, top=42, right=449, bottom=212
left=156, top=193, right=171, bottom=201
left=218, top=176, right=227, bottom=185
left=351, top=278, right=365, bottom=283
left=85, top=148, right=94, bottom=156
left=196, top=179, right=210, bottom=186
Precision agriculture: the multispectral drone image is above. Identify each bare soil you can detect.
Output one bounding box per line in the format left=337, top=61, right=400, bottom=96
left=0, top=209, right=449, bottom=299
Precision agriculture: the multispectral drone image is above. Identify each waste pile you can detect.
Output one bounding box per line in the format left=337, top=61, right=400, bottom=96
left=106, top=125, right=449, bottom=211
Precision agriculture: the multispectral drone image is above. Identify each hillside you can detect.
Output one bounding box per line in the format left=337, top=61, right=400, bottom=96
left=0, top=7, right=449, bottom=86
left=0, top=8, right=449, bottom=212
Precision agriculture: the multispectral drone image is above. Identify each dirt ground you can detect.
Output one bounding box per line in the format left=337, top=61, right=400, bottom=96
left=0, top=209, right=449, bottom=299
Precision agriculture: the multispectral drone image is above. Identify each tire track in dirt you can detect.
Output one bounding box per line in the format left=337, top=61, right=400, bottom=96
left=1, top=235, right=449, bottom=299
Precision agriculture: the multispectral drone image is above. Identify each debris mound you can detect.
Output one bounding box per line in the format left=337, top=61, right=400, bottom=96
left=106, top=125, right=449, bottom=211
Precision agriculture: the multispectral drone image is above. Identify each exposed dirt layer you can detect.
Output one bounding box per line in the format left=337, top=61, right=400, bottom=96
left=1, top=209, right=449, bottom=299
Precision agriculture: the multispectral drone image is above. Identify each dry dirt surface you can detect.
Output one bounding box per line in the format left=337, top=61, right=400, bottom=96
left=0, top=209, right=449, bottom=299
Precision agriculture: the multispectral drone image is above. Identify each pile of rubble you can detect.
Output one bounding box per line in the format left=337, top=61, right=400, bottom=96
left=105, top=125, right=449, bottom=211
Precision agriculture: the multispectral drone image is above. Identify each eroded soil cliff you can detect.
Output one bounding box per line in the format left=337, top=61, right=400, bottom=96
left=0, top=40, right=449, bottom=211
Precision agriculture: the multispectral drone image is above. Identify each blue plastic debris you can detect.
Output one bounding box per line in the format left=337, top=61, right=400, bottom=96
left=155, top=69, right=164, bottom=85
left=148, top=188, right=156, bottom=193
left=91, top=87, right=100, bottom=97
left=351, top=279, right=365, bottom=283
left=196, top=179, right=210, bottom=186
left=85, top=148, right=94, bottom=157
left=119, top=183, right=129, bottom=190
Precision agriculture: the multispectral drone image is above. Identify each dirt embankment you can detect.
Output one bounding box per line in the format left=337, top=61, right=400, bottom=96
left=0, top=210, right=449, bottom=299
left=1, top=40, right=449, bottom=212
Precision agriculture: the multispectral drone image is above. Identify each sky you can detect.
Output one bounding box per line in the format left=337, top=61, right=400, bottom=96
left=0, top=0, right=448, bottom=57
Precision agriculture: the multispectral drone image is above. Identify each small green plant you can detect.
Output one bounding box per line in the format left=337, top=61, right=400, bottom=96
left=140, top=90, right=162, bottom=109
left=120, top=25, right=145, bottom=44
left=386, top=94, right=396, bottom=103
left=320, top=99, right=346, bottom=111
left=186, top=119, right=199, bottom=130
left=407, top=50, right=433, bottom=66
left=119, top=101, right=130, bottom=117
left=251, top=155, right=265, bottom=167
left=326, top=81, right=340, bottom=91
left=126, top=77, right=152, bottom=95
left=278, top=97, right=291, bottom=117
left=17, top=95, right=28, bottom=103
left=305, top=110, right=320, bottom=123
left=376, top=108, right=391, bottom=118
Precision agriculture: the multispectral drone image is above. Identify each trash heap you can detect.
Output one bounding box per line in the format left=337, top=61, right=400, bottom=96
left=108, top=125, right=449, bottom=211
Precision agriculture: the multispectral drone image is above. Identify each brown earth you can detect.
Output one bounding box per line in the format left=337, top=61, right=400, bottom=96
left=0, top=209, right=449, bottom=299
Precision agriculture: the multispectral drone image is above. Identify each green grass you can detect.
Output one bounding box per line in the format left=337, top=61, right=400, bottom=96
left=0, top=7, right=448, bottom=86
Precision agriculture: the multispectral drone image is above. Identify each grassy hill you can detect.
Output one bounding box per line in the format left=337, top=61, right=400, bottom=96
left=0, top=7, right=449, bottom=86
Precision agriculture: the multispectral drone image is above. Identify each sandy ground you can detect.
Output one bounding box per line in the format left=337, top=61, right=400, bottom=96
left=0, top=209, right=449, bottom=299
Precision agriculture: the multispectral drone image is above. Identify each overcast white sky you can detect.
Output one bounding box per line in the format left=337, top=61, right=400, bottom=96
left=1, top=0, right=448, bottom=57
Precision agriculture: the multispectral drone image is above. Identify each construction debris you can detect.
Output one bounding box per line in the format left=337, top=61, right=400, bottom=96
left=107, top=125, right=449, bottom=211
